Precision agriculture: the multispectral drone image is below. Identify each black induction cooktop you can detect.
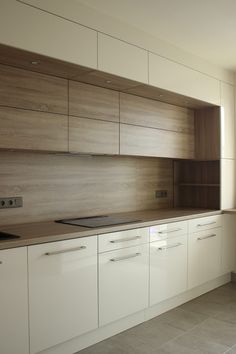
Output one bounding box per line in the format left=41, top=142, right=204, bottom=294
left=55, top=215, right=141, bottom=228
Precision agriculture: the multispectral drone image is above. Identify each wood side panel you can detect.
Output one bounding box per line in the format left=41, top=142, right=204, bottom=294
left=0, top=106, right=68, bottom=152
left=69, top=117, right=119, bottom=154
left=120, top=124, right=195, bottom=159
left=0, top=64, right=68, bottom=114
left=69, top=81, right=119, bottom=122
left=195, top=107, right=221, bottom=160
left=120, top=93, right=194, bottom=133
left=0, top=152, right=173, bottom=225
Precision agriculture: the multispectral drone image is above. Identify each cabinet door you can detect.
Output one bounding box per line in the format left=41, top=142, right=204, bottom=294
left=221, top=82, right=235, bottom=159
left=188, top=228, right=221, bottom=289
left=221, top=214, right=236, bottom=274
left=0, top=0, right=97, bottom=69
left=0, top=247, right=29, bottom=354
left=221, top=159, right=236, bottom=209
left=29, top=236, right=98, bottom=354
left=98, top=33, right=148, bottom=83
left=149, top=53, right=220, bottom=105
left=99, top=244, right=149, bottom=326
left=150, top=235, right=187, bottom=305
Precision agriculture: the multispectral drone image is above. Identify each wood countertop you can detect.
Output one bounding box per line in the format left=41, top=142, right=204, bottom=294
left=0, top=208, right=222, bottom=250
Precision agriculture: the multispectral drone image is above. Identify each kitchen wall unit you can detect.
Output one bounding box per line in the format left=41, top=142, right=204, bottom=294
left=149, top=53, right=221, bottom=105
left=0, top=247, right=29, bottom=354
left=28, top=236, right=98, bottom=354
left=98, top=33, right=148, bottom=83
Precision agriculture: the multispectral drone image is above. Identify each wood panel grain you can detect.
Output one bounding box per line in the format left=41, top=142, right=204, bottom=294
left=0, top=64, right=68, bottom=114
left=120, top=93, right=194, bottom=133
left=69, top=117, right=119, bottom=154
left=0, top=106, right=68, bottom=152
left=0, top=152, right=173, bottom=225
left=69, top=81, right=119, bottom=122
left=195, top=107, right=220, bottom=160
left=120, top=124, right=195, bottom=159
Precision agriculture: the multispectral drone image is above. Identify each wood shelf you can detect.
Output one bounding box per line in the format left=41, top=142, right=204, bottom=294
left=178, top=183, right=220, bottom=187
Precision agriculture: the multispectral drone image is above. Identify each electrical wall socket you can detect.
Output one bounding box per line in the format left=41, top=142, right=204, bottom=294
left=155, top=190, right=168, bottom=198
left=0, top=197, right=23, bottom=209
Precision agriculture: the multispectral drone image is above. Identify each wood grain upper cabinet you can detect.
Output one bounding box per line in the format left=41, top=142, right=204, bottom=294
left=220, top=82, right=235, bottom=159
left=98, top=33, right=148, bottom=84
left=0, top=0, right=97, bottom=69
left=0, top=65, right=68, bottom=152
left=149, top=53, right=220, bottom=105
left=120, top=124, right=194, bottom=159
left=69, top=81, right=119, bottom=154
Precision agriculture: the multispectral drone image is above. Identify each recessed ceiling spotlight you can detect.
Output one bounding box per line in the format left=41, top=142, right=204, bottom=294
left=30, top=60, right=40, bottom=65
left=106, top=80, right=112, bottom=84
left=159, top=94, right=164, bottom=98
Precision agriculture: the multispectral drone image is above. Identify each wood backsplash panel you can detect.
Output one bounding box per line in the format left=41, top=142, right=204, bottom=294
left=0, top=152, right=173, bottom=225
left=0, top=64, right=68, bottom=114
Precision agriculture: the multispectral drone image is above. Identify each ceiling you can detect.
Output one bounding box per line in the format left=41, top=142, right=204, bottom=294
left=77, top=0, right=236, bottom=71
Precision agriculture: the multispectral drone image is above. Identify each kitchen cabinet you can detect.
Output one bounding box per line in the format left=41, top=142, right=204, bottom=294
left=120, top=123, right=194, bottom=159
left=188, top=227, right=222, bottom=289
left=220, top=82, right=235, bottom=159
left=28, top=236, right=98, bottom=354
left=150, top=220, right=188, bottom=242
left=0, top=247, right=29, bottom=354
left=99, top=244, right=149, bottom=326
left=188, top=215, right=222, bottom=234
left=149, top=53, right=220, bottom=105
left=150, top=235, right=187, bottom=305
left=221, top=214, right=236, bottom=274
left=0, top=0, right=97, bottom=69
left=221, top=158, right=236, bottom=209
left=98, top=33, right=148, bottom=83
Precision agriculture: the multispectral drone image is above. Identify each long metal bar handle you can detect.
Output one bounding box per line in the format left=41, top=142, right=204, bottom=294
left=197, top=234, right=216, bottom=241
left=197, top=221, right=216, bottom=227
left=110, top=252, right=141, bottom=262
left=45, top=245, right=86, bottom=256
left=158, top=243, right=182, bottom=251
left=158, top=228, right=182, bottom=234
left=110, top=236, right=141, bottom=243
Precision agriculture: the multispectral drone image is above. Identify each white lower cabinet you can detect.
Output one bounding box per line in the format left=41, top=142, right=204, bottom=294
left=99, top=244, right=149, bottom=326
left=0, top=247, right=29, bottom=354
left=221, top=214, right=236, bottom=274
left=150, top=235, right=187, bottom=306
left=28, top=236, right=98, bottom=354
left=188, top=228, right=222, bottom=289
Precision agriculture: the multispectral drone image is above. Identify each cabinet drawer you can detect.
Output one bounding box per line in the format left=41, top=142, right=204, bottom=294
left=99, top=227, right=149, bottom=253
left=150, top=221, right=187, bottom=242
left=99, top=244, right=149, bottom=326
left=189, top=215, right=221, bottom=233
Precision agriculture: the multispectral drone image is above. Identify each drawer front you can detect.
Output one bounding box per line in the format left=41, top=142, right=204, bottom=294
left=189, top=215, right=221, bottom=233
left=150, top=221, right=187, bottom=242
left=99, top=244, right=149, bottom=326
left=99, top=227, right=149, bottom=253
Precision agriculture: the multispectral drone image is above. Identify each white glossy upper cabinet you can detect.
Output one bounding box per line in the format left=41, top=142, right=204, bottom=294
left=0, top=0, right=97, bottom=69
left=149, top=53, right=220, bottom=105
left=220, top=82, right=235, bottom=159
left=221, top=159, right=236, bottom=209
left=28, top=236, right=98, bottom=354
left=0, top=247, right=29, bottom=354
left=98, top=34, right=148, bottom=83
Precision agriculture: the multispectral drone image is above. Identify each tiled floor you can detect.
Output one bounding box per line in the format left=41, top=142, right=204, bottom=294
left=78, top=283, right=236, bottom=354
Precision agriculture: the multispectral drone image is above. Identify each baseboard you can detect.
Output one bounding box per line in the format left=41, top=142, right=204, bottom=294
left=38, top=273, right=231, bottom=354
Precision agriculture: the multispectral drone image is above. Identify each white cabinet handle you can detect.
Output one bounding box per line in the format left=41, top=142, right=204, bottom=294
left=197, top=234, right=216, bottom=241
left=157, top=243, right=182, bottom=251
left=110, top=252, right=141, bottom=262
left=45, top=245, right=86, bottom=256
left=197, top=221, right=216, bottom=227
left=158, top=228, right=182, bottom=234
left=110, top=236, right=141, bottom=243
